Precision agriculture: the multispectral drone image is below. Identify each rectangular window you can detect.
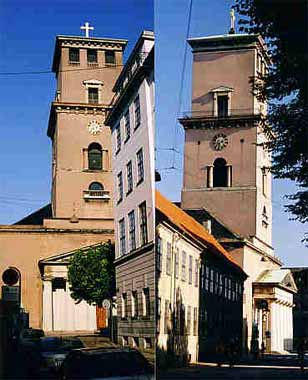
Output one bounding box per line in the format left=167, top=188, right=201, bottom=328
left=205, top=266, right=209, bottom=291
left=187, top=306, right=191, bottom=335
left=194, top=259, right=199, bottom=287
left=156, top=236, right=162, bottom=272
left=69, top=48, right=79, bottom=63
left=219, top=274, right=223, bottom=296
left=217, top=95, right=228, bottom=117
left=139, top=201, right=148, bottom=246
left=131, top=291, right=138, bottom=318
left=136, top=148, right=144, bottom=184
left=124, top=110, right=131, bottom=141
left=188, top=255, right=193, bottom=284
left=128, top=210, right=136, bottom=251
left=117, top=172, right=123, bottom=203
left=143, top=288, right=150, bottom=317
left=181, top=251, right=186, bottom=282
left=105, top=50, right=116, bottom=65
left=115, top=123, right=121, bottom=153
left=164, top=300, right=170, bottom=334
left=134, top=95, right=141, bottom=129
left=209, top=268, right=214, bottom=293
left=88, top=87, right=99, bottom=104
left=193, top=307, right=198, bottom=336
left=175, top=248, right=179, bottom=279
left=119, top=218, right=126, bottom=256
left=121, top=293, right=127, bottom=318
left=126, top=161, right=133, bottom=194
left=87, top=49, right=97, bottom=63
left=166, top=242, right=172, bottom=276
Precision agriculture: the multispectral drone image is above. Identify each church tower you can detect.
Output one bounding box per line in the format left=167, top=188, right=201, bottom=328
left=180, top=33, right=273, bottom=254
left=48, top=27, right=127, bottom=222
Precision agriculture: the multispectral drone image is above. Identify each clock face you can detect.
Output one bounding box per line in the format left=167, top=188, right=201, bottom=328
left=87, top=120, right=102, bottom=135
left=213, top=133, right=228, bottom=151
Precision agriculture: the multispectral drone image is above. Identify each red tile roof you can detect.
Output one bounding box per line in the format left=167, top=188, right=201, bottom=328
left=156, top=190, right=245, bottom=275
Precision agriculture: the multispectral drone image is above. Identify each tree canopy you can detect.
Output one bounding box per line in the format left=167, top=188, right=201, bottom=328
left=234, top=0, right=308, bottom=242
left=67, top=242, right=115, bottom=307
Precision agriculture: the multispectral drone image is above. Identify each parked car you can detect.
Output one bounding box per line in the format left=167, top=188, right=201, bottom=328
left=28, top=336, right=84, bottom=376
left=61, top=347, right=154, bottom=380
left=18, top=328, right=45, bottom=350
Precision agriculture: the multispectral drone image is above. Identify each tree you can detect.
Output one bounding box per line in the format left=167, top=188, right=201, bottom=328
left=234, top=0, right=308, bottom=242
left=67, top=242, right=115, bottom=307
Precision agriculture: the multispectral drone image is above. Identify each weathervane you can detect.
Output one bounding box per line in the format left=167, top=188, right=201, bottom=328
left=81, top=22, right=94, bottom=38
left=229, top=8, right=236, bottom=34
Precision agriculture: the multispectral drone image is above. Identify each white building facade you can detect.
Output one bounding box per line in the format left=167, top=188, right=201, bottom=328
left=106, top=31, right=155, bottom=350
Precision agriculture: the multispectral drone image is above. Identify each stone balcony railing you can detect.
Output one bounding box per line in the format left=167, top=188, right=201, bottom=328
left=83, top=190, right=111, bottom=201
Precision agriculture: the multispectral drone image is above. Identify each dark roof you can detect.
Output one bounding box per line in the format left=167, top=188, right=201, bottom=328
left=182, top=208, right=240, bottom=241
left=14, top=204, right=52, bottom=225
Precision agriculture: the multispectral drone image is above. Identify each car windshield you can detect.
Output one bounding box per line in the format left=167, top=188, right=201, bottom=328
left=40, top=338, right=83, bottom=353
left=69, top=351, right=152, bottom=378
left=22, top=330, right=44, bottom=339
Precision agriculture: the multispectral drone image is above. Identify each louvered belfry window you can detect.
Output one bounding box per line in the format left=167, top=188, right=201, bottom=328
left=88, top=143, right=102, bottom=170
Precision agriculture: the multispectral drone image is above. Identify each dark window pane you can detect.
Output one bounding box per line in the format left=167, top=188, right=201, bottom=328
left=213, top=158, right=228, bottom=187
left=218, top=95, right=228, bottom=117
left=105, top=50, right=116, bottom=64
left=69, top=48, right=79, bottom=63
left=88, top=143, right=102, bottom=170
left=89, top=182, right=104, bottom=191
left=87, top=49, right=98, bottom=63
left=88, top=88, right=99, bottom=104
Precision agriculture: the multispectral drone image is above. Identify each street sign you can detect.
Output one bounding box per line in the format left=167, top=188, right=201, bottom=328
left=102, top=299, right=111, bottom=310
left=2, top=286, right=19, bottom=303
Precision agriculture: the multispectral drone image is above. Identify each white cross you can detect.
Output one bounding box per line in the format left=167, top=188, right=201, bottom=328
left=80, top=22, right=94, bottom=38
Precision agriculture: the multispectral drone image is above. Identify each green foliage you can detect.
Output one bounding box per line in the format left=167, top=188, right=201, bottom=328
left=234, top=0, right=308, bottom=243
left=67, top=242, right=115, bottom=307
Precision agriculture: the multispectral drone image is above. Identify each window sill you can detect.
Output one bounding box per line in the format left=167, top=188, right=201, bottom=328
left=87, top=62, right=98, bottom=66
left=105, top=62, right=116, bottom=66
left=83, top=169, right=104, bottom=173
left=69, top=61, right=80, bottom=65
left=136, top=178, right=144, bottom=187
left=124, top=136, right=131, bottom=144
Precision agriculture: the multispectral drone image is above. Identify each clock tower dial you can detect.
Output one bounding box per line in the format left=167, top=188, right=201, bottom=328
left=212, top=133, right=228, bottom=151
left=87, top=120, right=102, bottom=135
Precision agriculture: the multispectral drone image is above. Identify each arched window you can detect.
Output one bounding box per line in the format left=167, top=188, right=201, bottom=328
left=88, top=143, right=102, bottom=170
left=213, top=158, right=228, bottom=187
left=89, top=182, right=104, bottom=191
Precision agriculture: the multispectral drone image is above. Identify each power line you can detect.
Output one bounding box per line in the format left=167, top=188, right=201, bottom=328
left=171, top=0, right=193, bottom=168
left=0, top=63, right=124, bottom=76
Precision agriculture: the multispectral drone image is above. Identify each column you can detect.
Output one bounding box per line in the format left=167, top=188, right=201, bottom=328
left=42, top=279, right=53, bottom=331
left=208, top=166, right=213, bottom=188
left=227, top=165, right=232, bottom=187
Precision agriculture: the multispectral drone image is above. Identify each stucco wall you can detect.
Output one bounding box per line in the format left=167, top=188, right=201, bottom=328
left=0, top=227, right=113, bottom=328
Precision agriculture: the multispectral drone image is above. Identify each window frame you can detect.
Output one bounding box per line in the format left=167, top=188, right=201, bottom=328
left=134, top=95, right=141, bottom=129
left=128, top=210, right=136, bottom=252
left=117, top=171, right=124, bottom=204
left=88, top=87, right=99, bottom=104
left=124, top=110, right=131, bottom=142
left=69, top=48, right=80, bottom=63
left=119, top=218, right=126, bottom=256
left=87, top=49, right=98, bottom=64
left=88, top=143, right=102, bottom=171
left=139, top=201, right=148, bottom=246
left=105, top=50, right=116, bottom=65
left=126, top=160, right=133, bottom=195
left=136, top=148, right=144, bottom=185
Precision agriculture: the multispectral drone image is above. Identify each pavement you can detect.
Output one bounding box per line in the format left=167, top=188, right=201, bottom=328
left=158, top=354, right=308, bottom=380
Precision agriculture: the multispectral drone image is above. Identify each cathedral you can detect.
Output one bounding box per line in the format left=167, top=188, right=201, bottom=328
left=179, top=31, right=297, bottom=353
left=0, top=27, right=127, bottom=332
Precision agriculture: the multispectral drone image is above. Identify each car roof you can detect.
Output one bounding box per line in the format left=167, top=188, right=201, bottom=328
left=70, top=346, right=140, bottom=355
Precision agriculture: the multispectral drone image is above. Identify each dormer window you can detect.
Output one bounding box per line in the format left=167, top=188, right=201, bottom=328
left=210, top=86, right=233, bottom=117
left=87, top=49, right=98, bottom=64
left=69, top=48, right=80, bottom=63
left=105, top=50, right=115, bottom=65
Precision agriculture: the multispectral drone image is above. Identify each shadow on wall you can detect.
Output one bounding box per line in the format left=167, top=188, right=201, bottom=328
left=157, top=288, right=189, bottom=370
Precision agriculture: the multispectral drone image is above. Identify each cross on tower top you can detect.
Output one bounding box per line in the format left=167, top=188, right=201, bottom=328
left=229, top=8, right=235, bottom=34
left=80, top=22, right=94, bottom=38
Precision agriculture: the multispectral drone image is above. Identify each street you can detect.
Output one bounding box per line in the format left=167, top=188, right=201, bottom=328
left=158, top=355, right=308, bottom=380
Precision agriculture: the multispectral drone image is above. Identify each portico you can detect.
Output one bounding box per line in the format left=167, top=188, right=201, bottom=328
left=40, top=250, right=97, bottom=333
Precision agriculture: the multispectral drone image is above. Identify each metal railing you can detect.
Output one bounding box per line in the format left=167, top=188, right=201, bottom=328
left=180, top=108, right=263, bottom=120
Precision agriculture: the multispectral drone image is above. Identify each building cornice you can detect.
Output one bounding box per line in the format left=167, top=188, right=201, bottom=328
left=0, top=225, right=114, bottom=234
left=179, top=114, right=260, bottom=130
left=114, top=241, right=154, bottom=266
left=47, top=101, right=111, bottom=138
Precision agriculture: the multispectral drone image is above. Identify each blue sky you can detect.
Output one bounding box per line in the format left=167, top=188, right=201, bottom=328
left=155, top=0, right=307, bottom=267
left=0, top=0, right=153, bottom=221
